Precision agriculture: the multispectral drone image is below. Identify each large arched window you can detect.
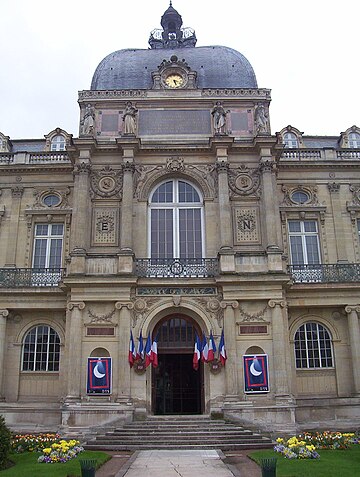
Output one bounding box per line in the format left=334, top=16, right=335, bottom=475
left=283, top=132, right=299, bottom=148
left=294, top=322, right=333, bottom=369
left=149, top=179, right=204, bottom=258
left=50, top=135, right=66, bottom=151
left=349, top=132, right=360, bottom=148
left=22, top=325, right=60, bottom=371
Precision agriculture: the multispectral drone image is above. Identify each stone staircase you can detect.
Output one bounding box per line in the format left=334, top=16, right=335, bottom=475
left=84, top=415, right=273, bottom=451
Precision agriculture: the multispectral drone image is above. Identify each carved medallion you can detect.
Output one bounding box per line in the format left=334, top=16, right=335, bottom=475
left=90, top=166, right=123, bottom=199
left=228, top=165, right=260, bottom=197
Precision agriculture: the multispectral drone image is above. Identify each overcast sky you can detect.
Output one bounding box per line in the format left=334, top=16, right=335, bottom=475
left=1, top=0, right=359, bottom=139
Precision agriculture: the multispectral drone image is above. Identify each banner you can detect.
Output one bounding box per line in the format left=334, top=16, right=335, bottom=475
left=87, top=357, right=112, bottom=394
left=243, top=354, right=269, bottom=393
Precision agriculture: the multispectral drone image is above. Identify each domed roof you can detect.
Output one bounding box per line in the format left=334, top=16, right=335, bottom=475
left=91, top=45, right=258, bottom=90
left=91, top=4, right=257, bottom=91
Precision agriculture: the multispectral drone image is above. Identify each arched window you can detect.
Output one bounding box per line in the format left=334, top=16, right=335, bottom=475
left=294, top=322, right=333, bottom=369
left=22, top=325, right=60, bottom=371
left=50, top=135, right=66, bottom=151
left=283, top=132, right=298, bottom=148
left=349, top=132, right=360, bottom=148
left=149, top=179, right=204, bottom=258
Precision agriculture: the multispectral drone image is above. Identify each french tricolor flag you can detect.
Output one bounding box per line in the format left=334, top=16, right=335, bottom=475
left=207, top=331, right=217, bottom=362
left=128, top=331, right=136, bottom=367
left=151, top=335, right=158, bottom=368
left=201, top=332, right=209, bottom=363
left=219, top=329, right=227, bottom=366
left=136, top=330, right=144, bottom=361
left=193, top=333, right=202, bottom=370
left=145, top=333, right=153, bottom=368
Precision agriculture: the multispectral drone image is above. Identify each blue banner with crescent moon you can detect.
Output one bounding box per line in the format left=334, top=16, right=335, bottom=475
left=243, top=354, right=269, bottom=393
left=87, top=357, right=112, bottom=394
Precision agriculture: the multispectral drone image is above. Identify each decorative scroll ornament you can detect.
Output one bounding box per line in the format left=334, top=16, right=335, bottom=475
left=88, top=308, right=116, bottom=324
left=166, top=157, right=185, bottom=172
left=238, top=303, right=268, bottom=322
left=130, top=297, right=158, bottom=328
left=196, top=295, right=224, bottom=327
left=228, top=165, right=260, bottom=197
left=90, top=166, right=123, bottom=199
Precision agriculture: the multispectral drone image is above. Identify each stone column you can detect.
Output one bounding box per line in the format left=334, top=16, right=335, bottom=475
left=5, top=187, right=23, bottom=267
left=115, top=302, right=133, bottom=401
left=221, top=301, right=239, bottom=397
left=120, top=159, right=135, bottom=251
left=269, top=299, right=292, bottom=399
left=70, top=157, right=91, bottom=254
left=0, top=309, right=9, bottom=400
left=65, top=302, right=85, bottom=401
left=260, top=153, right=281, bottom=250
left=345, top=305, right=360, bottom=395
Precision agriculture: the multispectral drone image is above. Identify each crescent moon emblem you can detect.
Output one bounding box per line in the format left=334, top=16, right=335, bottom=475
left=93, top=362, right=106, bottom=379
left=250, top=361, right=262, bottom=377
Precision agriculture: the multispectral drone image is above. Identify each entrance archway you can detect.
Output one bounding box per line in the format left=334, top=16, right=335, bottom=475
left=152, top=314, right=203, bottom=415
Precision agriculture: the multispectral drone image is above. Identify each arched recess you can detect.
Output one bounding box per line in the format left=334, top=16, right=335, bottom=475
left=245, top=345, right=265, bottom=355
left=90, top=347, right=110, bottom=357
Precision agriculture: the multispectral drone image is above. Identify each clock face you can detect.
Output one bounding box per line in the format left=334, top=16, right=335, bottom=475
left=165, top=74, right=184, bottom=88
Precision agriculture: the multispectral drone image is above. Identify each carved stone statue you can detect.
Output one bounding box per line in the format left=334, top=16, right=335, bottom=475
left=254, top=103, right=270, bottom=135
left=211, top=102, right=229, bottom=135
left=82, top=104, right=95, bottom=136
left=122, top=102, right=138, bottom=135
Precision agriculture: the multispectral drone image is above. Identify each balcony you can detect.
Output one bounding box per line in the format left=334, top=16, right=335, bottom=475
left=288, top=263, right=360, bottom=284
left=0, top=268, right=65, bottom=288
left=135, top=258, right=219, bottom=278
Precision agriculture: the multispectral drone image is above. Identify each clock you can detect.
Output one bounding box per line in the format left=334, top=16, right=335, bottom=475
left=165, top=73, right=184, bottom=88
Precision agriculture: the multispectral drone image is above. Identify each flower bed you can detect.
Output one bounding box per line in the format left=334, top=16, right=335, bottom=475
left=37, top=439, right=84, bottom=464
left=274, top=431, right=360, bottom=460
left=11, top=433, right=61, bottom=453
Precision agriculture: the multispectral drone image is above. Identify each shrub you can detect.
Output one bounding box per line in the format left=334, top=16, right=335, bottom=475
left=0, top=415, right=11, bottom=470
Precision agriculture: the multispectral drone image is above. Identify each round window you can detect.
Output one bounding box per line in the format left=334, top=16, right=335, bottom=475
left=43, top=194, right=61, bottom=207
left=291, top=190, right=309, bottom=204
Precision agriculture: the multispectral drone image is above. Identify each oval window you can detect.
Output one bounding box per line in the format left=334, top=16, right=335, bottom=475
left=291, top=191, right=309, bottom=204
left=43, top=194, right=61, bottom=207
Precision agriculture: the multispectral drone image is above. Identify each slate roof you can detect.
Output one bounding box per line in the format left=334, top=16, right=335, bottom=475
left=11, top=140, right=46, bottom=153
left=91, top=45, right=258, bottom=90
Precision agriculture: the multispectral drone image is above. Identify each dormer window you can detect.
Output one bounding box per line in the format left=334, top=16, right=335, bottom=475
left=349, top=132, right=360, bottom=148
left=283, top=132, right=298, bottom=149
left=51, top=135, right=66, bottom=151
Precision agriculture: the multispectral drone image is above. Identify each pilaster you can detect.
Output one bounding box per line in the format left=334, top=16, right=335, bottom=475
left=115, top=302, right=133, bottom=402
left=345, top=305, right=360, bottom=396
left=0, top=309, right=9, bottom=400
left=65, top=302, right=85, bottom=401
left=221, top=300, right=239, bottom=398
left=5, top=187, right=23, bottom=267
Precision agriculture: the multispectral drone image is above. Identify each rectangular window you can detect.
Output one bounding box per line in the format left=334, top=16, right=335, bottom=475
left=33, top=224, right=64, bottom=269
left=288, top=220, right=320, bottom=265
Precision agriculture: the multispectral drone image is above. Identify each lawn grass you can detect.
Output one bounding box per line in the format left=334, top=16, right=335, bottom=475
left=249, top=445, right=360, bottom=477
left=0, top=451, right=111, bottom=476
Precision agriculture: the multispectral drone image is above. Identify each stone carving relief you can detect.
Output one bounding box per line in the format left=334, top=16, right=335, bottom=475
left=196, top=295, right=224, bottom=327
left=87, top=308, right=116, bottom=324
left=93, top=209, right=117, bottom=245
left=90, top=166, right=123, bottom=199
left=234, top=207, right=259, bottom=244
left=238, top=302, right=269, bottom=322
left=348, top=184, right=360, bottom=206
left=130, top=296, right=159, bottom=328
left=254, top=103, right=270, bottom=135
left=281, top=185, right=321, bottom=206
left=135, top=159, right=217, bottom=200
left=228, top=165, right=260, bottom=198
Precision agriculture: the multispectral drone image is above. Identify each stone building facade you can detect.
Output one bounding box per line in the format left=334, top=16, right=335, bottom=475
left=0, top=4, right=360, bottom=434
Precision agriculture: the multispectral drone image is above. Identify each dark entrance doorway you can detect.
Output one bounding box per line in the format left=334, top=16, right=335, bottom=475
left=152, top=314, right=203, bottom=415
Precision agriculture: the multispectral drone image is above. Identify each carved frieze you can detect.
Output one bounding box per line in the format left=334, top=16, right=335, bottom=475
left=87, top=308, right=116, bottom=324
left=238, top=302, right=269, bottom=322
left=90, top=166, right=123, bottom=199
left=228, top=165, right=260, bottom=198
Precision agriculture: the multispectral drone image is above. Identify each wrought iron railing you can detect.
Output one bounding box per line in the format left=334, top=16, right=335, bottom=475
left=288, top=263, right=360, bottom=284
left=0, top=268, right=65, bottom=287
left=135, top=258, right=219, bottom=278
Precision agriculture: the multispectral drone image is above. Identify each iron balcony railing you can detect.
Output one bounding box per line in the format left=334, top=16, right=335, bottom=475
left=288, top=263, right=360, bottom=284
left=0, top=268, right=65, bottom=288
left=135, top=258, right=219, bottom=278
